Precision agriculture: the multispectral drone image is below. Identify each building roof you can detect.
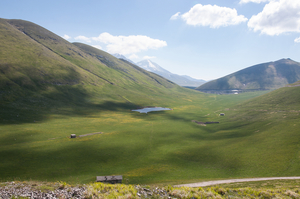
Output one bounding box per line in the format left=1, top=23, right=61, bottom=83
left=97, top=175, right=123, bottom=182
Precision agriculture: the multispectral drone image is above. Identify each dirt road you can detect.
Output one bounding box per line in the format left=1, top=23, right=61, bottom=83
left=175, top=177, right=300, bottom=187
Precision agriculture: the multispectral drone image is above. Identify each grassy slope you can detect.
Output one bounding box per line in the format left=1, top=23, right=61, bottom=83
left=197, top=59, right=300, bottom=90
left=213, top=85, right=300, bottom=178
left=6, top=18, right=176, bottom=91
left=4, top=18, right=181, bottom=91
left=0, top=18, right=191, bottom=121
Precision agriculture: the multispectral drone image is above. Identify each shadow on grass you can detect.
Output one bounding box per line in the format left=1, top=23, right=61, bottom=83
left=0, top=127, right=244, bottom=184
left=0, top=83, right=139, bottom=125
left=131, top=109, right=258, bottom=142
left=0, top=129, right=155, bottom=184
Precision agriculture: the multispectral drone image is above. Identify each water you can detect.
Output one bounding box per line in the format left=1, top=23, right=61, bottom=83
left=132, top=107, right=171, bottom=114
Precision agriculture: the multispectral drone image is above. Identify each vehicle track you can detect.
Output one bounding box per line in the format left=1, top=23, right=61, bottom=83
left=175, top=177, right=300, bottom=187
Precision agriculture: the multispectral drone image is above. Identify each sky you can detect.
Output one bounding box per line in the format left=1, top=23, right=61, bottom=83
left=1, top=0, right=300, bottom=80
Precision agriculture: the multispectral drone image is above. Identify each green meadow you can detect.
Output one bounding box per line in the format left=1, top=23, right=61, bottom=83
left=2, top=89, right=293, bottom=185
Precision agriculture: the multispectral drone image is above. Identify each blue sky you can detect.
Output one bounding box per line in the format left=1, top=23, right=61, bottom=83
left=1, top=0, right=300, bottom=80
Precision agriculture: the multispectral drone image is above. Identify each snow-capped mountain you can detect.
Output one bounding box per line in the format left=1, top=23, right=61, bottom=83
left=136, top=60, right=171, bottom=75
left=136, top=59, right=206, bottom=87
left=113, top=53, right=135, bottom=64
left=112, top=54, right=206, bottom=87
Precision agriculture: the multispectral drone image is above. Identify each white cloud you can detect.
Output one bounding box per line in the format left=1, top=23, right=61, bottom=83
left=92, top=45, right=102, bottom=50
left=143, top=56, right=156, bottom=59
left=75, top=35, right=92, bottom=43
left=129, top=54, right=139, bottom=59
left=92, top=32, right=167, bottom=55
left=170, top=12, right=181, bottom=20
left=62, top=34, right=71, bottom=40
left=178, top=4, right=248, bottom=28
left=294, top=37, right=300, bottom=43
left=239, top=0, right=270, bottom=4
left=248, top=0, right=300, bottom=35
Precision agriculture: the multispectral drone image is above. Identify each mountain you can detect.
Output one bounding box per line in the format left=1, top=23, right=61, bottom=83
left=136, top=59, right=206, bottom=87
left=181, top=75, right=208, bottom=83
left=0, top=18, right=189, bottom=111
left=196, top=58, right=300, bottom=93
left=112, top=53, right=135, bottom=64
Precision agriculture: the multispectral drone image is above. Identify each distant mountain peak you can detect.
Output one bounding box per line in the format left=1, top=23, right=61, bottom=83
left=277, top=58, right=294, bottom=64
left=112, top=53, right=135, bottom=64
left=147, top=60, right=156, bottom=69
left=137, top=59, right=170, bottom=74
left=136, top=59, right=206, bottom=87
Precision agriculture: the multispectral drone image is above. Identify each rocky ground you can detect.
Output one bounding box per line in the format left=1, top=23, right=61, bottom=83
left=0, top=181, right=171, bottom=199
left=0, top=181, right=85, bottom=198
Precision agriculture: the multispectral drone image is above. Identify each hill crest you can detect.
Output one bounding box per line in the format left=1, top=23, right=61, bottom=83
left=196, top=58, right=300, bottom=92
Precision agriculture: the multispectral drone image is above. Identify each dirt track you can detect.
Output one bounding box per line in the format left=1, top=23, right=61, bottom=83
left=78, top=132, right=102, bottom=137
left=175, top=177, right=300, bottom=187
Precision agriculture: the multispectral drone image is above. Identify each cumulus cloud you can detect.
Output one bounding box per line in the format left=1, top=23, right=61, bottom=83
left=248, top=0, right=300, bottom=35
left=239, top=0, right=270, bottom=4
left=294, top=37, right=300, bottom=43
left=62, top=34, right=71, bottom=40
left=173, top=4, right=248, bottom=28
left=143, top=56, right=156, bottom=59
left=170, top=12, right=181, bottom=20
left=75, top=35, right=92, bottom=43
left=92, top=32, right=167, bottom=55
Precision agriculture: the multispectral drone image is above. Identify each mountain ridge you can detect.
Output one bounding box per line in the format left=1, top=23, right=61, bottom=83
left=196, top=58, right=300, bottom=92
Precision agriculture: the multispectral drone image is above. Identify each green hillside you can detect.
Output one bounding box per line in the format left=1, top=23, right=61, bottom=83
left=196, top=58, right=300, bottom=92
left=209, top=83, right=300, bottom=178
left=0, top=18, right=190, bottom=109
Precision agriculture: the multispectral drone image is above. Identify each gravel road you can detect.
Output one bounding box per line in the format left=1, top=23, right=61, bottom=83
left=175, top=177, right=300, bottom=187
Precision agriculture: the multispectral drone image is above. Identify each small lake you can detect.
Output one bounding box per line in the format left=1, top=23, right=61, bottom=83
left=132, top=107, right=172, bottom=114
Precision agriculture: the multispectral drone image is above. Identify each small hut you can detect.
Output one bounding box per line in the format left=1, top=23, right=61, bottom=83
left=96, top=175, right=123, bottom=184
left=70, top=134, right=76, bottom=138
left=220, top=113, right=225, bottom=116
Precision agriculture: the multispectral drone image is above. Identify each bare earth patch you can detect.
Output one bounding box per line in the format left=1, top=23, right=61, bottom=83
left=78, top=132, right=102, bottom=137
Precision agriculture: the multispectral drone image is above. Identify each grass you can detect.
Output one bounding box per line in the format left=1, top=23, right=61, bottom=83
left=0, top=90, right=288, bottom=185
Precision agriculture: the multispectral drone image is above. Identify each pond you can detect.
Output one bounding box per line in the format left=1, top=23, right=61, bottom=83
left=131, top=107, right=172, bottom=114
